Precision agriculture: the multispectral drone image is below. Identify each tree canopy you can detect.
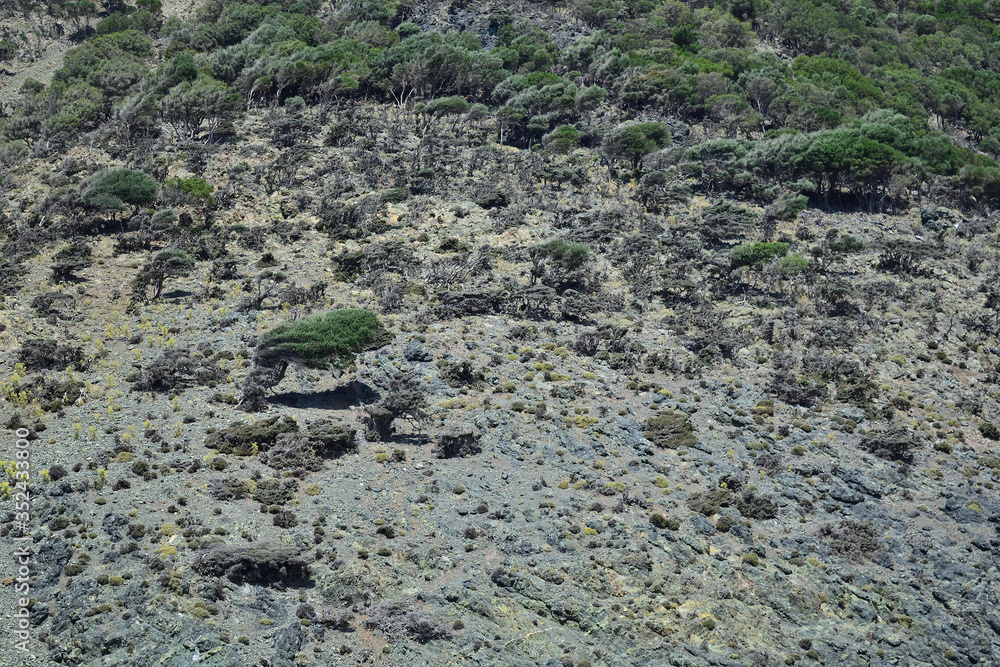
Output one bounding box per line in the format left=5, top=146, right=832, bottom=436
left=80, top=167, right=158, bottom=214
left=259, top=308, right=393, bottom=369
left=604, top=122, right=672, bottom=171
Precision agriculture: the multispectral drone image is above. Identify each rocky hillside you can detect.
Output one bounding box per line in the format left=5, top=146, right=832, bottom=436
left=1, top=1, right=999, bottom=666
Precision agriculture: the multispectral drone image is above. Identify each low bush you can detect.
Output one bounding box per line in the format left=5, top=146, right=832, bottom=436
left=16, top=339, right=86, bottom=371
left=819, top=520, right=881, bottom=562
left=731, top=242, right=789, bottom=269
left=862, top=428, right=923, bottom=462
left=204, top=416, right=299, bottom=456
left=192, top=541, right=309, bottom=583
left=132, top=350, right=224, bottom=392
left=644, top=410, right=697, bottom=449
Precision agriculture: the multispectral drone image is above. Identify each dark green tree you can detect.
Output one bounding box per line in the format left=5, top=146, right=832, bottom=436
left=239, top=309, right=393, bottom=411
left=132, top=249, right=196, bottom=301
left=543, top=125, right=581, bottom=153
left=417, top=95, right=470, bottom=135
left=79, top=167, right=158, bottom=217
left=603, top=122, right=672, bottom=172
left=159, top=76, right=242, bottom=143
left=730, top=242, right=789, bottom=269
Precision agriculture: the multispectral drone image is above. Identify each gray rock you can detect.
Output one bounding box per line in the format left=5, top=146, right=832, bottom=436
left=102, top=512, right=130, bottom=542
left=834, top=467, right=885, bottom=498
left=831, top=486, right=864, bottom=504
left=851, top=502, right=904, bottom=530
left=403, top=340, right=432, bottom=362
left=790, top=462, right=820, bottom=477
left=607, top=418, right=655, bottom=455
left=850, top=599, right=877, bottom=621
left=875, top=551, right=893, bottom=569
left=34, top=539, right=73, bottom=590
left=691, top=516, right=716, bottom=535
left=272, top=624, right=304, bottom=667
left=29, top=602, right=49, bottom=625
left=943, top=495, right=987, bottom=524
left=729, top=525, right=752, bottom=541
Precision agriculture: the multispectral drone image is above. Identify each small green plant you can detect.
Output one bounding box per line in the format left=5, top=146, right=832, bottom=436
left=829, top=234, right=864, bottom=253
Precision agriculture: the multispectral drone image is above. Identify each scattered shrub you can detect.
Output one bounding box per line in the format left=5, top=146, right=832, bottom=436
left=205, top=416, right=299, bottom=456
left=362, top=602, right=454, bottom=643
left=979, top=422, right=1000, bottom=440
left=644, top=410, right=697, bottom=449
left=16, top=339, right=86, bottom=371
left=132, top=350, right=224, bottom=392
left=192, top=541, right=310, bottom=583
left=819, top=520, right=881, bottom=562
left=688, top=488, right=732, bottom=516
left=862, top=428, right=923, bottom=462
left=731, top=242, right=789, bottom=269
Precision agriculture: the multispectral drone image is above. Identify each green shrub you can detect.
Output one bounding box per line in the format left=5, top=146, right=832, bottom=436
left=80, top=167, right=158, bottom=215
left=829, top=234, right=864, bottom=253
left=604, top=121, right=672, bottom=170
left=538, top=239, right=589, bottom=270
left=979, top=422, right=1000, bottom=440
left=543, top=125, right=581, bottom=153
left=644, top=410, right=697, bottom=449
left=95, top=10, right=158, bottom=35
left=774, top=254, right=809, bottom=275
left=650, top=513, right=679, bottom=529
left=475, top=189, right=510, bottom=209
left=381, top=187, right=409, bottom=204
left=163, top=176, right=216, bottom=207
left=731, top=242, right=789, bottom=268
left=421, top=95, right=470, bottom=118
left=205, top=416, right=299, bottom=456
left=0, top=40, right=16, bottom=62
left=766, top=191, right=808, bottom=220
left=261, top=309, right=393, bottom=370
